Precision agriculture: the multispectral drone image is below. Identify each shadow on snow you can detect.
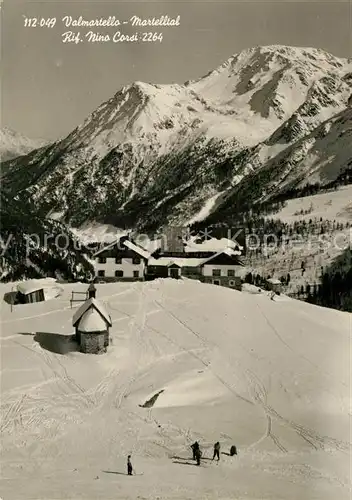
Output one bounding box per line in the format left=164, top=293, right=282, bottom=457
left=172, top=460, right=200, bottom=467
left=3, top=291, right=18, bottom=305
left=18, top=331, right=78, bottom=355
left=102, top=470, right=129, bottom=476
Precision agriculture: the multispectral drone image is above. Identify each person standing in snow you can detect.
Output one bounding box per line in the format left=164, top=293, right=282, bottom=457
left=127, top=455, right=133, bottom=475
left=195, top=447, right=202, bottom=466
left=191, top=441, right=200, bottom=460
left=230, top=445, right=237, bottom=456
left=212, top=442, right=220, bottom=461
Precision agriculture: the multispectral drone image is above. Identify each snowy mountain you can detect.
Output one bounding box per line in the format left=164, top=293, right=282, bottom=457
left=204, top=107, right=352, bottom=225
left=0, top=127, right=47, bottom=162
left=1, top=279, right=350, bottom=499
left=2, top=45, right=352, bottom=232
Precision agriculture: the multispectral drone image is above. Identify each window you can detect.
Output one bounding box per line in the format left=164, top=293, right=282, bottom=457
left=115, top=270, right=124, bottom=277
left=133, top=270, right=139, bottom=278
left=213, top=280, right=220, bottom=285
left=228, top=269, right=235, bottom=277
left=98, top=270, right=105, bottom=277
left=229, top=280, right=235, bottom=287
left=98, top=257, right=106, bottom=264
left=212, top=269, right=221, bottom=277
left=115, top=257, right=122, bottom=264
left=132, top=257, right=141, bottom=265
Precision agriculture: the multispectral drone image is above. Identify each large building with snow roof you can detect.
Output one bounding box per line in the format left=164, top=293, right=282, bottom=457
left=92, top=229, right=245, bottom=290
left=146, top=249, right=244, bottom=288
left=93, top=235, right=150, bottom=282
left=145, top=226, right=245, bottom=288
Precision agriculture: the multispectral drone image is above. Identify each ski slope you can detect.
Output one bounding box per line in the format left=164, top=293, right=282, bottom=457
left=0, top=279, right=350, bottom=500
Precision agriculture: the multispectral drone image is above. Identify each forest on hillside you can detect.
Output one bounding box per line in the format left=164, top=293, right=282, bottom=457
left=0, top=194, right=94, bottom=282
left=307, top=248, right=352, bottom=312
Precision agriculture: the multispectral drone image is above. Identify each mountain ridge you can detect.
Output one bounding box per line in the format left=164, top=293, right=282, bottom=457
left=0, top=127, right=47, bottom=162
left=2, top=44, right=351, bottom=232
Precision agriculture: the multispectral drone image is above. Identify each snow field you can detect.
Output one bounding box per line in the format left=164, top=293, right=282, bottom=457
left=0, top=278, right=350, bottom=499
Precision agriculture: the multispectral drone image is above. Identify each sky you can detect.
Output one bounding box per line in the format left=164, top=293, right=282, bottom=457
left=1, top=0, right=351, bottom=141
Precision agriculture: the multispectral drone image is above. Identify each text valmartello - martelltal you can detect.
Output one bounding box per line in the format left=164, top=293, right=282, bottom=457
left=62, top=15, right=181, bottom=28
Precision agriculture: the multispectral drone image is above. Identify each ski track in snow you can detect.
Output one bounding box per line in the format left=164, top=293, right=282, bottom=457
left=0, top=279, right=350, bottom=499
left=0, top=286, right=135, bottom=327
left=149, top=285, right=350, bottom=455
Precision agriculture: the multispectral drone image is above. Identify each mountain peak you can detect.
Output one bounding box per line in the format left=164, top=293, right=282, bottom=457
left=0, top=127, right=47, bottom=162
left=121, top=81, right=156, bottom=95
left=191, top=45, right=347, bottom=86
left=228, top=44, right=346, bottom=64
left=3, top=44, right=351, bottom=232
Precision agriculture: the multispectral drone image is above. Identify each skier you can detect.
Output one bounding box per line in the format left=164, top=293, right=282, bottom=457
left=212, top=441, right=220, bottom=461
left=127, top=455, right=133, bottom=476
left=191, top=441, right=200, bottom=460
left=194, top=447, right=202, bottom=466
left=230, top=445, right=237, bottom=456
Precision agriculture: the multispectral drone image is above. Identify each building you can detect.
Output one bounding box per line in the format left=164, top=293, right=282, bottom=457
left=92, top=228, right=245, bottom=290
left=266, top=278, right=282, bottom=294
left=145, top=226, right=244, bottom=289
left=16, top=280, right=45, bottom=303
left=147, top=249, right=244, bottom=290
left=146, top=256, right=205, bottom=280
left=93, top=235, right=151, bottom=282
left=185, top=237, right=244, bottom=255
left=72, top=284, right=112, bottom=354
left=16, top=278, right=61, bottom=304
left=200, top=250, right=243, bottom=288
left=160, top=226, right=186, bottom=253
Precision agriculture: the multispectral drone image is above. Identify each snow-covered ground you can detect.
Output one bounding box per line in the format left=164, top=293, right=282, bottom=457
left=1, top=279, right=350, bottom=499
left=246, top=224, right=351, bottom=294
left=245, top=186, right=352, bottom=292
left=270, top=186, right=352, bottom=224
left=186, top=191, right=225, bottom=225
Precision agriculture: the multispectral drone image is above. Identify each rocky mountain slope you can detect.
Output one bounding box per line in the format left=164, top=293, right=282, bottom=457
left=2, top=45, right=352, bottom=233
left=204, top=106, right=352, bottom=226
left=0, top=128, right=47, bottom=162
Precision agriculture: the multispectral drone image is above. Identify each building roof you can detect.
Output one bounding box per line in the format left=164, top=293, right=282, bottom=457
left=148, top=257, right=205, bottom=267
left=72, top=297, right=112, bottom=328
left=93, top=237, right=151, bottom=259
left=77, top=308, right=107, bottom=332
left=185, top=237, right=244, bottom=253
left=148, top=249, right=244, bottom=268
left=93, top=240, right=119, bottom=257
left=200, top=249, right=244, bottom=266
left=267, top=278, right=282, bottom=285
left=17, top=278, right=56, bottom=295
left=123, top=239, right=151, bottom=259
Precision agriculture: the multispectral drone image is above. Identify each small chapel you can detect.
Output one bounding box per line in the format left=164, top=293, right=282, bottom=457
left=72, top=283, right=112, bottom=354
